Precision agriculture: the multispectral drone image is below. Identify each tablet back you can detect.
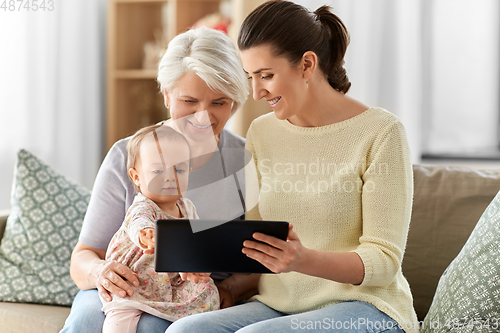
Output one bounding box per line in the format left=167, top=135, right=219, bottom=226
left=154, top=219, right=289, bottom=274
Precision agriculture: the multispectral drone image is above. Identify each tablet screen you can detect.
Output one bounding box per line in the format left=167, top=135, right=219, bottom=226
left=154, top=219, right=289, bottom=274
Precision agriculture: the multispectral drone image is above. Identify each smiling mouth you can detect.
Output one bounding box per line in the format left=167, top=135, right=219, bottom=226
left=268, top=97, right=281, bottom=107
left=188, top=120, right=212, bottom=129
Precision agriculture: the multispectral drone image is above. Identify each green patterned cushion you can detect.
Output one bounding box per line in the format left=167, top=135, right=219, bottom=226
left=422, top=189, right=500, bottom=332
left=0, top=149, right=90, bottom=306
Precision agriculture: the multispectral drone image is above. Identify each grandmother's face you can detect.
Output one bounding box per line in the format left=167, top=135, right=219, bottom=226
left=163, top=71, right=233, bottom=139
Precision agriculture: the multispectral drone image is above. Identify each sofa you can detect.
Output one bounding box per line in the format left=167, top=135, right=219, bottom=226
left=1, top=163, right=500, bottom=332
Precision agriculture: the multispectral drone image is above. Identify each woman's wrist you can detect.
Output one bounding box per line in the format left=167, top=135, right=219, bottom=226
left=295, top=247, right=315, bottom=275
left=297, top=249, right=365, bottom=285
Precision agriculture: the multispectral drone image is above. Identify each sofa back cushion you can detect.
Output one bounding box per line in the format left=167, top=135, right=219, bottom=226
left=403, top=164, right=500, bottom=320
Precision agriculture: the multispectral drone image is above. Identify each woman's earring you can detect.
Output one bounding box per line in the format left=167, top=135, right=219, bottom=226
left=306, top=80, right=309, bottom=88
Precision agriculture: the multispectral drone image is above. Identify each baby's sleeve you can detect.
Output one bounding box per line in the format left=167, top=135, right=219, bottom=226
left=125, top=201, right=157, bottom=249
left=183, top=198, right=199, bottom=220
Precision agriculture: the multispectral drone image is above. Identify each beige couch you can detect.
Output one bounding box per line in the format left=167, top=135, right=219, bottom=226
left=1, top=164, right=500, bottom=332
left=0, top=210, right=71, bottom=333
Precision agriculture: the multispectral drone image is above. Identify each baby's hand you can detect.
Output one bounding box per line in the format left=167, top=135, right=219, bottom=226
left=139, top=228, right=155, bottom=255
left=179, top=272, right=211, bottom=284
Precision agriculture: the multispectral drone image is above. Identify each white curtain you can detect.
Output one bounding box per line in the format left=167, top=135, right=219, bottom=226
left=297, top=0, right=423, bottom=163
left=423, top=0, right=499, bottom=155
left=297, top=0, right=499, bottom=163
left=0, top=1, right=106, bottom=210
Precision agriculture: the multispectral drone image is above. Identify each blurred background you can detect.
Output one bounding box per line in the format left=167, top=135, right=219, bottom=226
left=0, top=0, right=499, bottom=210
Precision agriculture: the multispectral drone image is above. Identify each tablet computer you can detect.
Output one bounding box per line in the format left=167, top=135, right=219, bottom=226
left=154, top=219, right=289, bottom=274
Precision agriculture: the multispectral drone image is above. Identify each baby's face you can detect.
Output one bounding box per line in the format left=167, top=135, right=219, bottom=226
left=136, top=137, right=190, bottom=204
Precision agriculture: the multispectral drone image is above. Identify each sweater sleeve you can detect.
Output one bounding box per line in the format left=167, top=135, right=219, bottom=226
left=244, top=123, right=263, bottom=221
left=125, top=200, right=157, bottom=250
left=354, top=120, right=413, bottom=287
left=182, top=198, right=200, bottom=220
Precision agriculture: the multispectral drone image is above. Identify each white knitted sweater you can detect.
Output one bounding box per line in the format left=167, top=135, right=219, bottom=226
left=246, top=108, right=419, bottom=332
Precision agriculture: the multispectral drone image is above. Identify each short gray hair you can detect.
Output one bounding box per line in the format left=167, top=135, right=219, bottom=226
left=157, top=27, right=249, bottom=114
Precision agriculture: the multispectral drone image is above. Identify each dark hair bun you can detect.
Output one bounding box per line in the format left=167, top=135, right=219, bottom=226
left=314, top=5, right=351, bottom=93
left=239, top=0, right=351, bottom=93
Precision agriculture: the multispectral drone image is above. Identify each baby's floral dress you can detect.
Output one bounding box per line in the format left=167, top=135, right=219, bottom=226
left=101, top=193, right=220, bottom=322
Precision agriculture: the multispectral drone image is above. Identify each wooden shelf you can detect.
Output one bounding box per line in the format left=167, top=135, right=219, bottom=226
left=114, top=69, right=158, bottom=79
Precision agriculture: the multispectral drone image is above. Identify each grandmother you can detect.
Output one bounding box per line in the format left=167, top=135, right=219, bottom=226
left=61, top=27, right=250, bottom=333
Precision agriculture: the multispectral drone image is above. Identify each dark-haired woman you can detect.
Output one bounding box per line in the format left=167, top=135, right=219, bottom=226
left=167, top=1, right=418, bottom=332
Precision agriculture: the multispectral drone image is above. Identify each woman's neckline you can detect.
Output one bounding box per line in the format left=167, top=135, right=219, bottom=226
left=280, top=107, right=378, bottom=132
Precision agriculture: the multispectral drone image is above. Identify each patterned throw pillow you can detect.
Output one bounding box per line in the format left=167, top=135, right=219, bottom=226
left=0, top=149, right=90, bottom=306
left=422, top=189, right=500, bottom=332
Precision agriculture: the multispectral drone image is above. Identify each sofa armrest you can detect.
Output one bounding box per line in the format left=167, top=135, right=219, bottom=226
left=0, top=209, right=10, bottom=241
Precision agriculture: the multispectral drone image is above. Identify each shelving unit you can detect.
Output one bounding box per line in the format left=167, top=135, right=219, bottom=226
left=106, top=0, right=266, bottom=149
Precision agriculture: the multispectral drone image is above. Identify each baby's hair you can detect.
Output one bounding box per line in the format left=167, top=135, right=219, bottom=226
left=126, top=124, right=191, bottom=191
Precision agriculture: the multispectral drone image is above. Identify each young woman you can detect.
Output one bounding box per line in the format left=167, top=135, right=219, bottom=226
left=61, top=27, right=250, bottom=333
left=167, top=1, right=419, bottom=332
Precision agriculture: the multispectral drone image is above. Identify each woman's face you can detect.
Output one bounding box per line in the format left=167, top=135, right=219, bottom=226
left=163, top=71, right=233, bottom=140
left=240, top=44, right=305, bottom=122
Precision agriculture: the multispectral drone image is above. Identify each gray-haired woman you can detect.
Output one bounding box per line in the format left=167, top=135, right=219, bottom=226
left=61, top=27, right=250, bottom=333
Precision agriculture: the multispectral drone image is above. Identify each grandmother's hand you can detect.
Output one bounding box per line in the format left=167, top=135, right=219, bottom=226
left=94, top=260, right=139, bottom=302
left=217, top=284, right=235, bottom=309
left=242, top=224, right=306, bottom=274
